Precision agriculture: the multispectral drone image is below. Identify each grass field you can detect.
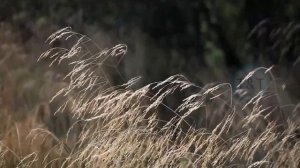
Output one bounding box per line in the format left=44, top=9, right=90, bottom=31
left=1, top=28, right=300, bottom=168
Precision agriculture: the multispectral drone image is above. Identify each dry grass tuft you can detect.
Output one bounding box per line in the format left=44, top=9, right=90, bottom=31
left=1, top=28, right=300, bottom=167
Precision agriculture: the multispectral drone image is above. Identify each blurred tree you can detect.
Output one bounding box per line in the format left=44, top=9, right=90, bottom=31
left=1, top=0, right=299, bottom=87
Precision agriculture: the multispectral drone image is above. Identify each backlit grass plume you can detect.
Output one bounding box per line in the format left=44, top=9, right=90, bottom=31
left=1, top=27, right=299, bottom=167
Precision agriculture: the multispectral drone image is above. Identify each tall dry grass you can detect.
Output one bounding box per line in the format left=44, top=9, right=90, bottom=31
left=1, top=27, right=300, bottom=167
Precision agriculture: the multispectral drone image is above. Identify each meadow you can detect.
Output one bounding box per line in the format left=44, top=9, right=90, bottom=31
left=0, top=28, right=300, bottom=168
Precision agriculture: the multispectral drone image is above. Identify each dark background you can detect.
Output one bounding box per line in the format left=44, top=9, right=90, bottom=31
left=1, top=0, right=300, bottom=103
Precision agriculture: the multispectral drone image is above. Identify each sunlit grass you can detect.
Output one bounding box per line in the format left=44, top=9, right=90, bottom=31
left=0, top=28, right=299, bottom=167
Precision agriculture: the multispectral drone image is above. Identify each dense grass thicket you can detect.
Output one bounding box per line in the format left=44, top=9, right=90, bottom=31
left=1, top=28, right=300, bottom=167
